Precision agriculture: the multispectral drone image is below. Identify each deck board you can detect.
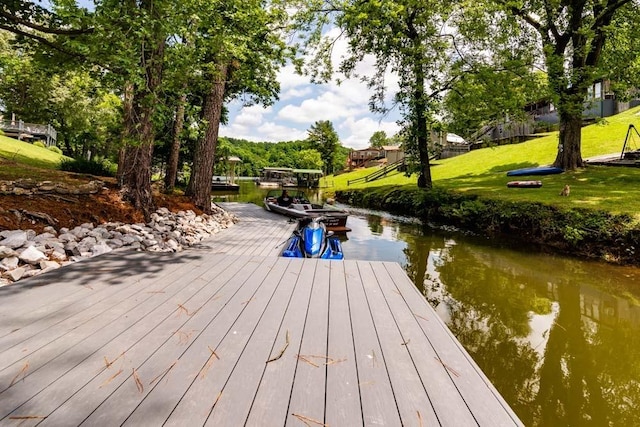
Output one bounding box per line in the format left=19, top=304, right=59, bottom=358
left=285, top=260, right=330, bottom=426
left=245, top=258, right=317, bottom=427
left=343, top=260, right=402, bottom=426
left=382, top=261, right=523, bottom=426
left=6, top=255, right=244, bottom=425
left=356, top=260, right=441, bottom=425
left=369, top=261, right=478, bottom=426
left=326, top=261, right=362, bottom=426
left=0, top=202, right=523, bottom=426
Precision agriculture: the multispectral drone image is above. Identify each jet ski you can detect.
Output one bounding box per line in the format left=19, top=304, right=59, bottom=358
left=281, top=216, right=344, bottom=259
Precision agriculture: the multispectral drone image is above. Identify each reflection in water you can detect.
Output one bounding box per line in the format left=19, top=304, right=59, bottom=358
left=218, top=182, right=640, bottom=426
left=401, top=228, right=640, bottom=426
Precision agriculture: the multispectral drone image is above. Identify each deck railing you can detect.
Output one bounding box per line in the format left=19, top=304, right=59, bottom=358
left=0, top=120, right=57, bottom=146
left=347, top=158, right=406, bottom=186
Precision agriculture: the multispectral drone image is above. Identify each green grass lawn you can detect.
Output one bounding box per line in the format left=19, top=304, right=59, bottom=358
left=0, top=135, right=74, bottom=181
left=326, top=106, right=640, bottom=218
left=0, top=134, right=68, bottom=168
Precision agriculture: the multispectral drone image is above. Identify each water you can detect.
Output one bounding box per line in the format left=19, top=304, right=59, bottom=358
left=214, top=181, right=640, bottom=426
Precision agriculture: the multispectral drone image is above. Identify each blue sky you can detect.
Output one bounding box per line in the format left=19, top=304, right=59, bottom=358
left=221, top=65, right=402, bottom=150
left=220, top=28, right=402, bottom=150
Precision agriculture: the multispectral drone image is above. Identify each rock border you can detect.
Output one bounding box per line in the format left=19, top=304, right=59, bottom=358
left=0, top=179, right=105, bottom=195
left=0, top=204, right=237, bottom=287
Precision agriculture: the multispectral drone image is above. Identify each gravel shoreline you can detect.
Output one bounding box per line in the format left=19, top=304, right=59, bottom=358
left=0, top=204, right=237, bottom=287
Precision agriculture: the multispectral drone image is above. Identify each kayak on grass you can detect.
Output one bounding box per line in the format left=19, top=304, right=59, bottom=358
left=506, top=167, right=563, bottom=176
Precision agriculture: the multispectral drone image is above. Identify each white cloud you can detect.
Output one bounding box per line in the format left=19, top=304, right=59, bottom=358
left=220, top=118, right=307, bottom=142
left=278, top=64, right=314, bottom=91
left=339, top=116, right=401, bottom=150
left=277, top=88, right=369, bottom=124
left=233, top=105, right=272, bottom=127
left=257, top=122, right=308, bottom=141
left=280, top=86, right=313, bottom=101
left=221, top=27, right=405, bottom=147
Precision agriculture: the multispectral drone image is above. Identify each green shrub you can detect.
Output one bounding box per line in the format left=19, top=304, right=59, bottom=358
left=335, top=186, right=640, bottom=264
left=33, top=140, right=46, bottom=148
left=59, top=157, right=116, bottom=177
left=48, top=146, right=63, bottom=155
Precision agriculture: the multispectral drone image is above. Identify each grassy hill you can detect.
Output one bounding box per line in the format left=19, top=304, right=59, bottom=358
left=0, top=134, right=68, bottom=168
left=328, top=106, right=640, bottom=217
left=0, top=135, right=76, bottom=182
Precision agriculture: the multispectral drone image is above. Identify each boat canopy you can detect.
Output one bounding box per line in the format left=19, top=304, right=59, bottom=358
left=292, top=169, right=323, bottom=176
left=262, top=167, right=293, bottom=172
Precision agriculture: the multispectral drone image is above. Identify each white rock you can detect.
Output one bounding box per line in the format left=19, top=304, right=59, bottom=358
left=49, top=249, right=68, bottom=262
left=166, top=239, right=180, bottom=251
left=58, top=233, right=78, bottom=243
left=0, top=230, right=28, bottom=249
left=107, top=239, right=124, bottom=249
left=91, top=243, right=112, bottom=256
left=34, top=232, right=57, bottom=242
left=43, top=226, right=58, bottom=235
left=1, top=256, right=19, bottom=271
left=18, top=246, right=47, bottom=264
left=3, top=266, right=27, bottom=282
left=39, top=260, right=61, bottom=270
left=0, top=246, right=16, bottom=259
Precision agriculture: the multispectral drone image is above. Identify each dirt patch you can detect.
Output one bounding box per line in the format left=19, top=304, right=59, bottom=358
left=0, top=180, right=203, bottom=233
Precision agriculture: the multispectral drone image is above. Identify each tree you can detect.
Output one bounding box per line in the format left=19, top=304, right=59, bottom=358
left=0, top=0, right=93, bottom=55
left=163, top=26, right=197, bottom=193
left=307, top=120, right=339, bottom=175
left=334, top=0, right=455, bottom=188
left=443, top=66, right=547, bottom=140
left=600, top=6, right=640, bottom=102
left=295, top=148, right=323, bottom=170
left=101, top=0, right=169, bottom=218
left=0, top=30, right=121, bottom=158
left=184, top=0, right=287, bottom=212
left=496, top=0, right=637, bottom=170
left=48, top=71, right=120, bottom=158
left=369, top=130, right=387, bottom=148
left=0, top=31, right=54, bottom=122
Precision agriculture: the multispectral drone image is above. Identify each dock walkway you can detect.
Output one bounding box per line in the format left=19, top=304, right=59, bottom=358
left=0, top=203, right=522, bottom=426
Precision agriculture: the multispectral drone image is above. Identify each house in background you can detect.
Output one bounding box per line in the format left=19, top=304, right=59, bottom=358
left=381, top=145, right=405, bottom=164
left=529, top=79, right=640, bottom=124
left=348, top=147, right=385, bottom=168
left=348, top=145, right=405, bottom=169
left=0, top=114, right=57, bottom=147
left=471, top=78, right=640, bottom=146
left=438, top=133, right=471, bottom=159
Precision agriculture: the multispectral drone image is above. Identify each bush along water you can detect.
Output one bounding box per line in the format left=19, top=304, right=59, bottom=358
left=336, top=186, right=639, bottom=265
left=59, top=157, right=117, bottom=177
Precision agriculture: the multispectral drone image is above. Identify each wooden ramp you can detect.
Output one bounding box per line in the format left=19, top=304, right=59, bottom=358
left=0, top=203, right=522, bottom=426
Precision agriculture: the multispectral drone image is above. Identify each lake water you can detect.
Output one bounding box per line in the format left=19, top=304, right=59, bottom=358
left=214, top=181, right=640, bottom=426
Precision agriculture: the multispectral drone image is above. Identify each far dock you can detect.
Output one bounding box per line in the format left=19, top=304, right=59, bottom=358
left=0, top=203, right=522, bottom=426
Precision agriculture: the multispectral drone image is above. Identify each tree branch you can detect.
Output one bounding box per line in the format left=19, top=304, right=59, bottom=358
left=0, top=22, right=87, bottom=59
left=592, top=0, right=633, bottom=29
left=0, top=10, right=93, bottom=35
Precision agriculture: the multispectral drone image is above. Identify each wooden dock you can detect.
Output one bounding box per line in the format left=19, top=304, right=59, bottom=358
left=0, top=203, right=522, bottom=426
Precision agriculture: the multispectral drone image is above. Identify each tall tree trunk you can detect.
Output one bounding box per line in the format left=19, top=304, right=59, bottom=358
left=119, top=82, right=157, bottom=218
left=413, top=50, right=432, bottom=188
left=117, top=82, right=134, bottom=187
left=553, top=110, right=584, bottom=169
left=186, top=63, right=228, bottom=213
left=549, top=61, right=587, bottom=170
left=164, top=90, right=188, bottom=192
left=118, top=0, right=165, bottom=220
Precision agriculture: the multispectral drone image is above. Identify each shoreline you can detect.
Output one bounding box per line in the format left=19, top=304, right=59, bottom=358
left=336, top=186, right=640, bottom=267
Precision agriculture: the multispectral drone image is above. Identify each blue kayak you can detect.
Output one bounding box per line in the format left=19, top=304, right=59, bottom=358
left=506, top=166, right=563, bottom=176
